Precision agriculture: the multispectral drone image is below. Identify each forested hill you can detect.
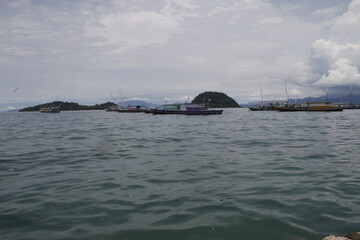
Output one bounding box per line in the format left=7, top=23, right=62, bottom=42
left=19, top=101, right=117, bottom=112
left=192, top=91, right=241, bottom=108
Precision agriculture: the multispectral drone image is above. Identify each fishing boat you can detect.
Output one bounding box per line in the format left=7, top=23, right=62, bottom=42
left=343, top=104, right=360, bottom=109
left=143, top=107, right=159, bottom=114
left=151, top=103, right=223, bottom=115
left=117, top=105, right=145, bottom=113
left=248, top=104, right=277, bottom=111
left=276, top=102, right=343, bottom=112
left=248, top=81, right=277, bottom=111
left=342, top=85, right=360, bottom=109
left=106, top=104, right=121, bottom=112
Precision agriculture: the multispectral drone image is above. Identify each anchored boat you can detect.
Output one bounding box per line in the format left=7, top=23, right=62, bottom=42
left=151, top=103, right=223, bottom=115
left=248, top=81, right=277, bottom=111
left=276, top=102, right=343, bottom=112
left=248, top=104, right=277, bottom=111
left=117, top=105, right=146, bottom=113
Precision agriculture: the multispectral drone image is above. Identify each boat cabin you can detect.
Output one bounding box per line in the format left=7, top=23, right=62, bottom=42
left=163, top=104, right=181, bottom=110
left=184, top=103, right=209, bottom=111
left=307, top=102, right=334, bottom=109
left=128, top=105, right=142, bottom=111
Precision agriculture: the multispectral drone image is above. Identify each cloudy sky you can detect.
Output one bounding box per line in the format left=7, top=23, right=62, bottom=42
left=1, top=0, right=360, bottom=110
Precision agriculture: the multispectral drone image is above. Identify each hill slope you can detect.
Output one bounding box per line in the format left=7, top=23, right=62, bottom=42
left=192, top=91, right=241, bottom=108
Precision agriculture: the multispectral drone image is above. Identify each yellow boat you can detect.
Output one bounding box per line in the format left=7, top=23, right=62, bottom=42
left=276, top=102, right=343, bottom=112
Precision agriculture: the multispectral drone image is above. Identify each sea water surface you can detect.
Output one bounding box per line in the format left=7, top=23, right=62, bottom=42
left=0, top=109, right=359, bottom=240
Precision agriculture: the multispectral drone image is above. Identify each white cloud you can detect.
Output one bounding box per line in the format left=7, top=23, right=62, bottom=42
left=85, top=11, right=182, bottom=52
left=330, top=0, right=360, bottom=43
left=234, top=0, right=270, bottom=10
left=8, top=0, right=30, bottom=8
left=0, top=45, right=38, bottom=57
left=311, top=6, right=342, bottom=19
left=310, top=39, right=360, bottom=76
left=316, top=58, right=360, bottom=85
left=171, top=0, right=199, bottom=10
left=254, top=17, right=283, bottom=26
left=127, top=97, right=151, bottom=102
left=290, top=89, right=302, bottom=96
left=290, top=0, right=360, bottom=87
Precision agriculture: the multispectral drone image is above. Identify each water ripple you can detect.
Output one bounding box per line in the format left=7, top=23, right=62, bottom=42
left=1, top=110, right=360, bottom=240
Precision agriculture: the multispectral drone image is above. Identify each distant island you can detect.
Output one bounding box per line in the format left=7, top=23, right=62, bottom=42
left=19, top=101, right=117, bottom=112
left=192, top=91, right=241, bottom=108
left=18, top=92, right=240, bottom=112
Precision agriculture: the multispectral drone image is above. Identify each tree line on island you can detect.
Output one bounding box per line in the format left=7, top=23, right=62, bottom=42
left=19, top=101, right=117, bottom=112
left=192, top=92, right=241, bottom=108
left=18, top=91, right=241, bottom=112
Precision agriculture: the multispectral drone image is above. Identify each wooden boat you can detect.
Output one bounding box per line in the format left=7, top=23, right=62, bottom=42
left=151, top=109, right=223, bottom=115
left=276, top=102, right=343, bottom=112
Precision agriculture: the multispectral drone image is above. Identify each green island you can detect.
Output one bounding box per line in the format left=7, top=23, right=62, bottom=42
left=18, top=91, right=240, bottom=111
left=19, top=101, right=117, bottom=112
left=192, top=91, right=241, bottom=108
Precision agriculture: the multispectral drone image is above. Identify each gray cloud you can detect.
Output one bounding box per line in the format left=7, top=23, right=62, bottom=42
left=0, top=0, right=355, bottom=109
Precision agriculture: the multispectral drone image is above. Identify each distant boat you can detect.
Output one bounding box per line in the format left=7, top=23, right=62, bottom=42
left=342, top=104, right=360, bottom=110
left=105, top=105, right=121, bottom=112
left=151, top=103, right=223, bottom=115
left=39, top=106, right=60, bottom=113
left=117, top=105, right=145, bottom=113
left=276, top=102, right=343, bottom=112
left=248, top=81, right=277, bottom=111
left=342, top=84, right=360, bottom=109
left=248, top=104, right=277, bottom=111
left=39, top=102, right=61, bottom=113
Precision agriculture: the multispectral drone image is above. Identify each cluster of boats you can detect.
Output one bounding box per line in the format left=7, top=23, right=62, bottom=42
left=39, top=100, right=359, bottom=114
left=248, top=101, right=346, bottom=112
left=106, top=103, right=223, bottom=115
left=247, top=80, right=360, bottom=112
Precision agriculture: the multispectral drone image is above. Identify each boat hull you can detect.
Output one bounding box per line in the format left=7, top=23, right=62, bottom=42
left=248, top=107, right=276, bottom=111
left=117, top=109, right=144, bottom=113
left=343, top=106, right=360, bottom=110
left=151, top=109, right=223, bottom=115
left=276, top=107, right=343, bottom=112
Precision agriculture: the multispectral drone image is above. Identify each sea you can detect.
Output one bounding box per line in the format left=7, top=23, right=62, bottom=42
left=0, top=108, right=359, bottom=240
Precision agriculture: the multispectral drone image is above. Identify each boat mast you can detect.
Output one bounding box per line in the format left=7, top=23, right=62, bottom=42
left=284, top=80, right=289, bottom=104
left=119, top=91, right=128, bottom=108
left=260, top=80, right=264, bottom=107
left=326, top=87, right=329, bottom=102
